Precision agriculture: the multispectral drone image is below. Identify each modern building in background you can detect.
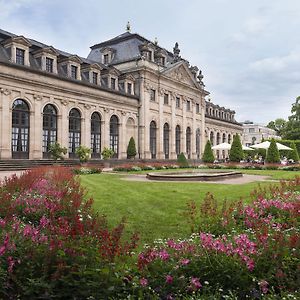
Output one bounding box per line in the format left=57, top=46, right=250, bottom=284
left=0, top=26, right=242, bottom=160
left=242, top=121, right=281, bottom=146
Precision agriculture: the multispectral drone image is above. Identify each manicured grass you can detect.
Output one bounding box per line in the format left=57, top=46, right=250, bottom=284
left=80, top=170, right=300, bottom=243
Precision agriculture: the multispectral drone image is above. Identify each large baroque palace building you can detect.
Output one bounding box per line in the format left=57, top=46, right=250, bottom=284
left=0, top=27, right=242, bottom=160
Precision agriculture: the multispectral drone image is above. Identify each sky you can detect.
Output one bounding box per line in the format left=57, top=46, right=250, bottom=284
left=1, top=0, right=300, bottom=124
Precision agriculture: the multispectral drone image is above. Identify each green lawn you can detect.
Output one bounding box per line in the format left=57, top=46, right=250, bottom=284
left=80, top=170, right=300, bottom=243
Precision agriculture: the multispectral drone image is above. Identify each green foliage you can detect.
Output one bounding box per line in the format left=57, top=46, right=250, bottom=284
left=282, top=96, right=300, bottom=140
left=266, top=118, right=286, bottom=136
left=266, top=139, right=280, bottom=163
left=202, top=140, right=215, bottom=163
left=289, top=141, right=300, bottom=162
left=127, top=137, right=137, bottom=159
left=229, top=134, right=244, bottom=162
left=177, top=152, right=189, bottom=167
left=75, top=145, right=91, bottom=163
left=101, top=147, right=114, bottom=159
left=48, top=141, right=67, bottom=160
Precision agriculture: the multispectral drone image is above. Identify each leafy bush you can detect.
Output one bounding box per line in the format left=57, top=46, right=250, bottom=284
left=266, top=139, right=280, bottom=163
left=48, top=142, right=67, bottom=160
left=75, top=145, right=91, bottom=163
left=202, top=141, right=215, bottom=163
left=127, top=137, right=137, bottom=159
left=177, top=152, right=189, bottom=167
left=289, top=141, right=300, bottom=162
left=101, top=147, right=114, bottom=159
left=229, top=134, right=244, bottom=162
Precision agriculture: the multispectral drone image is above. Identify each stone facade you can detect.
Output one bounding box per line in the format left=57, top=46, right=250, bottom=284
left=0, top=28, right=242, bottom=160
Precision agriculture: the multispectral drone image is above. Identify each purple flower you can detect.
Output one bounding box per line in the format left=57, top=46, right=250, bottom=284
left=191, top=277, right=202, bottom=290
left=140, top=277, right=148, bottom=287
left=166, top=275, right=173, bottom=284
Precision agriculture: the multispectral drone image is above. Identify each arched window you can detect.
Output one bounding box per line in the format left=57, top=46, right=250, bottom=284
left=196, top=128, right=201, bottom=159
left=210, top=131, right=214, bottom=146
left=43, top=104, right=57, bottom=158
left=110, top=115, right=119, bottom=158
left=150, top=121, right=157, bottom=159
left=91, top=112, right=101, bottom=158
left=69, top=108, right=81, bottom=158
left=12, top=99, right=30, bottom=159
left=186, top=127, right=191, bottom=159
left=175, top=125, right=181, bottom=156
left=163, top=123, right=169, bottom=159
left=222, top=133, right=226, bottom=143
left=216, top=132, right=220, bottom=145
left=228, top=134, right=232, bottom=144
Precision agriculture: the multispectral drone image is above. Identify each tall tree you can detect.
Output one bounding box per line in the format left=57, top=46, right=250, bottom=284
left=283, top=96, right=300, bottom=140
left=266, top=118, right=286, bottom=136
left=266, top=139, right=280, bottom=163
left=229, top=134, right=244, bottom=162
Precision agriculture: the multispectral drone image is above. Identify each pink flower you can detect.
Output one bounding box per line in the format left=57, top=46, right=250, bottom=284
left=191, top=277, right=202, bottom=290
left=159, top=249, right=170, bottom=261
left=180, top=258, right=190, bottom=265
left=166, top=275, right=173, bottom=284
left=258, top=280, right=269, bottom=294
left=140, top=277, right=148, bottom=287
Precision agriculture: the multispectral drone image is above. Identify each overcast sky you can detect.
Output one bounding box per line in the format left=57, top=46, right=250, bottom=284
left=1, top=0, right=300, bottom=124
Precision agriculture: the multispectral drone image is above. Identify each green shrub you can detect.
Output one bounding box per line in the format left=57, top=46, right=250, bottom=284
left=48, top=142, right=67, bottom=160
left=229, top=134, right=244, bottom=162
left=202, top=141, right=215, bottom=163
left=101, top=147, right=114, bottom=159
left=177, top=152, right=189, bottom=167
left=127, top=137, right=137, bottom=159
left=266, top=139, right=280, bottom=163
left=75, top=145, right=91, bottom=163
left=289, top=141, right=300, bottom=162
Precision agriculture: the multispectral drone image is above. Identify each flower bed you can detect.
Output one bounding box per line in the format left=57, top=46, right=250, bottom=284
left=0, top=167, right=138, bottom=299
left=133, top=177, right=300, bottom=298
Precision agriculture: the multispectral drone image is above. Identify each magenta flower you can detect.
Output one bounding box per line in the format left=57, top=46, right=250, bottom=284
left=258, top=280, right=269, bottom=294
left=180, top=258, right=190, bottom=265
left=166, top=275, right=173, bottom=284
left=191, top=277, right=202, bottom=290
left=140, top=277, right=148, bottom=287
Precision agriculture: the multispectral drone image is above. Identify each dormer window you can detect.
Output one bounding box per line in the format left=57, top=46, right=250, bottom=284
left=104, top=54, right=109, bottom=64
left=46, top=57, right=54, bottom=73
left=16, top=48, right=25, bottom=65
left=127, top=83, right=132, bottom=94
left=92, top=72, right=98, bottom=84
left=71, top=65, right=78, bottom=79
left=111, top=77, right=116, bottom=89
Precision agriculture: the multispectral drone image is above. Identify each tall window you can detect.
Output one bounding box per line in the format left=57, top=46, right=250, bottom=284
left=71, top=65, right=77, bottom=79
left=150, top=89, right=156, bottom=102
left=103, top=54, right=109, bottom=64
left=127, top=83, right=132, bottom=94
left=69, top=108, right=81, bottom=158
left=222, top=133, right=226, bottom=143
left=16, top=48, right=25, bottom=65
left=42, top=104, right=57, bottom=158
left=210, top=132, right=214, bottom=146
left=92, top=72, right=98, bottom=84
left=186, top=101, right=191, bottom=111
left=150, top=121, right=157, bottom=159
left=111, top=77, right=116, bottom=89
left=91, top=112, right=101, bottom=158
left=46, top=57, right=54, bottom=73
left=228, top=134, right=232, bottom=144
left=175, top=125, right=181, bottom=156
left=12, top=99, right=30, bottom=159
left=110, top=115, right=119, bottom=158
left=164, top=93, right=169, bottom=105
left=163, top=123, right=169, bottom=159
left=176, top=97, right=180, bottom=108
left=186, top=127, right=191, bottom=159
left=196, top=103, right=200, bottom=113
left=196, top=128, right=201, bottom=159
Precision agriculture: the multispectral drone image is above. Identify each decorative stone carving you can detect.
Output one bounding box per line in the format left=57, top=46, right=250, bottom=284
left=0, top=88, right=11, bottom=95
left=84, top=103, right=91, bottom=110
left=60, top=99, right=69, bottom=106
left=103, top=107, right=110, bottom=113
left=121, top=110, right=127, bottom=116
left=158, top=87, right=166, bottom=96
left=33, top=94, right=42, bottom=101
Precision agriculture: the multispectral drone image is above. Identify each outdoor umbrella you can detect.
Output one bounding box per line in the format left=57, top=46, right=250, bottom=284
left=242, top=145, right=255, bottom=151
left=250, top=141, right=293, bottom=150
left=211, top=142, right=231, bottom=150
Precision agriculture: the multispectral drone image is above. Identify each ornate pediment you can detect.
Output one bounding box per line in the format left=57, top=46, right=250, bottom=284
left=162, top=62, right=200, bottom=89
